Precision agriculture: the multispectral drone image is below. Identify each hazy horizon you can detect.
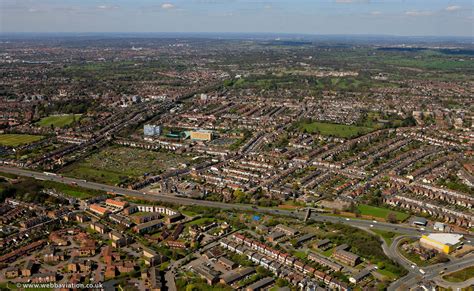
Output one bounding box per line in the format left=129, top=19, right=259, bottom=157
left=1, top=0, right=473, bottom=37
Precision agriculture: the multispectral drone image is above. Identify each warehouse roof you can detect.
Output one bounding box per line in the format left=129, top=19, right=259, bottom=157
left=423, top=233, right=463, bottom=246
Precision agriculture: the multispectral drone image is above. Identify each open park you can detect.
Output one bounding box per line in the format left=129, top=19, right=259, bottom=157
left=36, top=114, right=82, bottom=128
left=0, top=134, right=43, bottom=147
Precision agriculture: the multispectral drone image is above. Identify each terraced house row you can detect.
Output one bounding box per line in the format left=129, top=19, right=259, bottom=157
left=220, top=233, right=349, bottom=290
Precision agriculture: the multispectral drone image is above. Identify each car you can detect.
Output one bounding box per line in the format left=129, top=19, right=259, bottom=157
left=372, top=220, right=377, bottom=223
left=345, top=218, right=350, bottom=221
left=370, top=224, right=374, bottom=227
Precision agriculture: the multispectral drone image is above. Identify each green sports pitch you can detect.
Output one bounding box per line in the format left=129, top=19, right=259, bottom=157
left=36, top=114, right=82, bottom=128
left=0, top=134, right=44, bottom=147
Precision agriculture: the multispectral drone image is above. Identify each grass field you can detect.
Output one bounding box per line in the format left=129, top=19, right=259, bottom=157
left=442, top=266, right=474, bottom=283
left=372, top=229, right=401, bottom=245
left=0, top=134, right=44, bottom=147
left=0, top=171, right=18, bottom=179
left=298, top=121, right=373, bottom=138
left=187, top=217, right=215, bottom=226
left=377, top=269, right=398, bottom=280
left=36, top=114, right=82, bottom=128
left=40, top=180, right=103, bottom=199
left=294, top=250, right=307, bottom=259
left=358, top=204, right=410, bottom=222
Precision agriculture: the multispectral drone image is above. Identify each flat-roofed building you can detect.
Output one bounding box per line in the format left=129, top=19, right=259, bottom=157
left=144, top=124, right=161, bottom=137
left=190, top=130, right=213, bottom=141
left=420, top=233, right=463, bottom=254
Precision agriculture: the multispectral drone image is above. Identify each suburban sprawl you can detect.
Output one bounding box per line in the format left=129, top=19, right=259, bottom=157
left=0, top=34, right=473, bottom=291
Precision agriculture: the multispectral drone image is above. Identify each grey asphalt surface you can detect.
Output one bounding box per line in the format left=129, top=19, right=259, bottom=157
left=387, top=235, right=474, bottom=290
left=2, top=166, right=474, bottom=290
left=2, top=166, right=470, bottom=239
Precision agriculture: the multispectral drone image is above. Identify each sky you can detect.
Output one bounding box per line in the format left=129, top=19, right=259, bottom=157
left=0, top=0, right=473, bottom=36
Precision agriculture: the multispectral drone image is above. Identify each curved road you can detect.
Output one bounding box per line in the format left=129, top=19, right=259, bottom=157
left=2, top=166, right=474, bottom=290
left=2, top=166, right=471, bottom=240
left=387, top=235, right=474, bottom=290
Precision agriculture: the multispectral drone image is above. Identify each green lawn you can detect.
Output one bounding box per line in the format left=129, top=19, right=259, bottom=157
left=36, top=114, right=82, bottom=128
left=298, top=121, right=373, bottom=138
left=358, top=204, right=410, bottom=221
left=443, top=266, right=474, bottom=283
left=0, top=171, right=18, bottom=179
left=377, top=269, right=398, bottom=280
left=60, top=189, right=95, bottom=199
left=40, top=180, right=103, bottom=199
left=294, top=250, right=307, bottom=259
left=181, top=210, right=199, bottom=217
left=372, top=229, right=401, bottom=245
left=0, top=134, right=44, bottom=146
left=187, top=217, right=215, bottom=226
left=321, top=247, right=334, bottom=257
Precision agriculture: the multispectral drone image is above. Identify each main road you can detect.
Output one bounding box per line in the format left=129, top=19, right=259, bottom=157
left=1, top=166, right=471, bottom=241
left=3, top=165, right=474, bottom=290
left=387, top=235, right=474, bottom=290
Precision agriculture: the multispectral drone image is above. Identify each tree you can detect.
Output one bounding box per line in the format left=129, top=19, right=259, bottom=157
left=387, top=212, right=397, bottom=223
left=354, top=209, right=362, bottom=218
left=276, top=278, right=288, bottom=287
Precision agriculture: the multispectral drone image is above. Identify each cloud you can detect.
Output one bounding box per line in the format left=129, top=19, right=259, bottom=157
left=445, top=5, right=461, bottom=12
left=405, top=10, right=433, bottom=17
left=96, top=5, right=119, bottom=10
left=161, top=3, right=175, bottom=9
left=370, top=11, right=381, bottom=16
